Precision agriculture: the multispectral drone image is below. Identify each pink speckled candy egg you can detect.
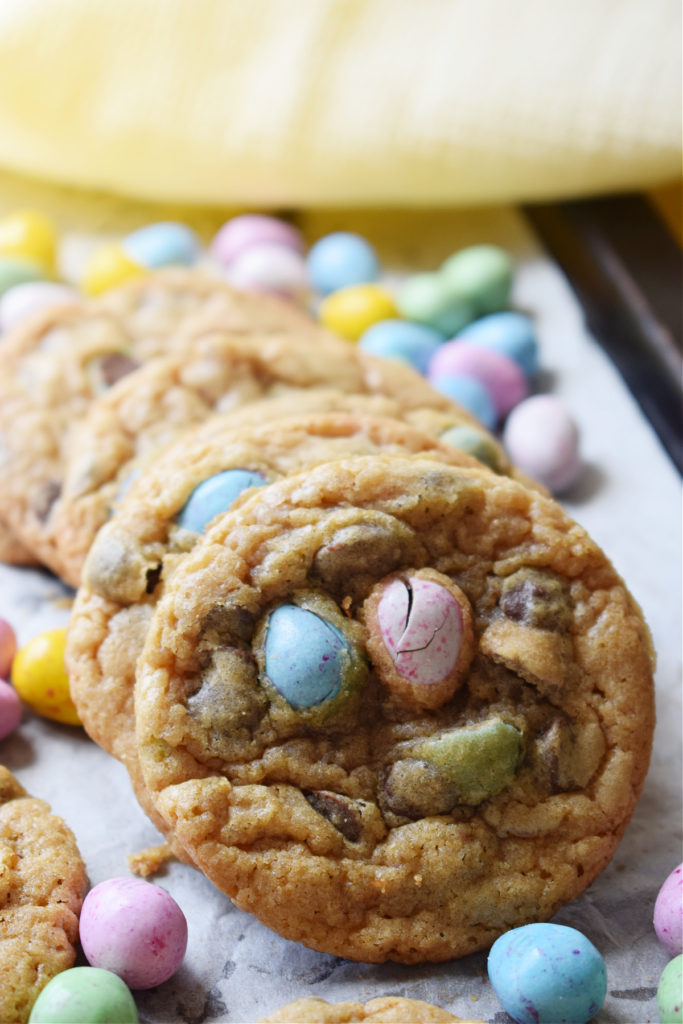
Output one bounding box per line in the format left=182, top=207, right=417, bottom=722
left=80, top=877, right=188, bottom=989
left=503, top=394, right=582, bottom=494
left=210, top=214, right=303, bottom=266
left=0, top=617, right=17, bottom=679
left=224, top=241, right=309, bottom=298
left=0, top=679, right=22, bottom=740
left=655, top=863, right=683, bottom=956
left=428, top=340, right=527, bottom=420
left=0, top=281, right=78, bottom=332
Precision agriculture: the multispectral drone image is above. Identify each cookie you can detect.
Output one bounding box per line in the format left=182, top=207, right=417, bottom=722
left=134, top=455, right=654, bottom=963
left=47, top=323, right=486, bottom=586
left=0, top=765, right=88, bottom=1023
left=255, top=995, right=484, bottom=1022
left=66, top=410, right=484, bottom=843
left=0, top=267, right=320, bottom=570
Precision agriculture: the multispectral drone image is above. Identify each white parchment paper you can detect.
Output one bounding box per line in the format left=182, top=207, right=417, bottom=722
left=0, top=205, right=680, bottom=1023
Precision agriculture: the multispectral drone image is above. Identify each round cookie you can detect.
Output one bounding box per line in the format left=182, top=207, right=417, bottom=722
left=135, top=455, right=655, bottom=964
left=255, top=995, right=484, bottom=1022
left=66, top=411, right=484, bottom=842
left=0, top=267, right=321, bottom=570
left=47, top=324, right=486, bottom=586
left=0, top=765, right=88, bottom=1023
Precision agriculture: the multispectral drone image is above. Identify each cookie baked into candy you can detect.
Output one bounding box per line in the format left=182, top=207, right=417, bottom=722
left=134, top=455, right=655, bottom=963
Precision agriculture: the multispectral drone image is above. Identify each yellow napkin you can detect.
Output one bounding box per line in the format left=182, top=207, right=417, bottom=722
left=0, top=0, right=679, bottom=208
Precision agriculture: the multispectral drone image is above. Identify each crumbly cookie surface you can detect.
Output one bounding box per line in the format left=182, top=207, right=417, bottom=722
left=49, top=325, right=483, bottom=587
left=0, top=765, right=88, bottom=1023
left=135, top=455, right=654, bottom=963
left=0, top=268, right=320, bottom=572
left=66, top=412, right=483, bottom=840
left=255, top=995, right=483, bottom=1022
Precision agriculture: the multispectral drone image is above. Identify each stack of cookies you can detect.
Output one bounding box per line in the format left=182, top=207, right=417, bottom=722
left=0, top=269, right=655, bottom=965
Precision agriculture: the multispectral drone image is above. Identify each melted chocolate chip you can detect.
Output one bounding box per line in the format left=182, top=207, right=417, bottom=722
left=381, top=758, right=458, bottom=819
left=202, top=604, right=256, bottom=645
left=305, top=790, right=364, bottom=843
left=187, top=647, right=266, bottom=741
left=309, top=523, right=403, bottom=598
left=500, top=569, right=571, bottom=631
left=33, top=479, right=61, bottom=523
left=97, top=352, right=140, bottom=388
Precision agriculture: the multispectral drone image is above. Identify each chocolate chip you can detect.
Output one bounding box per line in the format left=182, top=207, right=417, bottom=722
left=97, top=352, right=140, bottom=388
left=33, top=479, right=61, bottom=523
left=381, top=758, right=458, bottom=819
left=534, top=716, right=606, bottom=791
left=201, top=604, right=256, bottom=645
left=500, top=569, right=571, bottom=631
left=304, top=790, right=365, bottom=843
left=187, top=647, right=267, bottom=743
left=309, top=523, right=403, bottom=598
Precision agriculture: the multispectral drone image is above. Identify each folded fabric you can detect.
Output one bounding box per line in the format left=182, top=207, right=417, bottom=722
left=0, top=0, right=679, bottom=207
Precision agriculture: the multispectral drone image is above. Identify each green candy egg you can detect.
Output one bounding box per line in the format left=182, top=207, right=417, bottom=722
left=0, top=256, right=45, bottom=297
left=29, top=967, right=138, bottom=1023
left=439, top=423, right=503, bottom=472
left=414, top=717, right=523, bottom=805
left=657, top=955, right=683, bottom=1023
left=397, top=272, right=473, bottom=336
left=439, top=244, right=513, bottom=317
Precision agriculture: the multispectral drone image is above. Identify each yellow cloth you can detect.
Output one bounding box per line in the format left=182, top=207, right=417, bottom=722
left=0, top=0, right=680, bottom=208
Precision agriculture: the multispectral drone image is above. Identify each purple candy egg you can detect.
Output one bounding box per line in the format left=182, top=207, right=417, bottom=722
left=80, top=876, right=188, bottom=989
left=0, top=679, right=22, bottom=740
left=428, top=340, right=527, bottom=419
left=655, top=863, right=683, bottom=956
left=210, top=214, right=303, bottom=267
left=503, top=395, right=582, bottom=494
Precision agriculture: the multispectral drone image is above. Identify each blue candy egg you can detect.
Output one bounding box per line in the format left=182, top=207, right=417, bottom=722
left=176, top=469, right=266, bottom=533
left=429, top=373, right=497, bottom=429
left=307, top=232, right=379, bottom=296
left=455, top=312, right=539, bottom=378
left=123, top=222, right=199, bottom=268
left=264, top=605, right=350, bottom=708
left=358, top=319, right=444, bottom=374
left=488, top=923, right=607, bottom=1024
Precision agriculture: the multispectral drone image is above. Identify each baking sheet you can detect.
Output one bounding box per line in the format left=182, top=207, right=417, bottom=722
left=1, top=205, right=680, bottom=1023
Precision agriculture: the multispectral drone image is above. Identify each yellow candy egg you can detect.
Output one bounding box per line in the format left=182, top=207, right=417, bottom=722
left=0, top=208, right=58, bottom=275
left=81, top=243, right=147, bottom=296
left=318, top=283, right=398, bottom=341
left=11, top=628, right=81, bottom=726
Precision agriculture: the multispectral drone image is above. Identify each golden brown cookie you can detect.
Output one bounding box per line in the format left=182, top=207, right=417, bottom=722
left=0, top=765, right=88, bottom=1023
left=135, top=455, right=654, bottom=963
left=255, top=995, right=484, bottom=1022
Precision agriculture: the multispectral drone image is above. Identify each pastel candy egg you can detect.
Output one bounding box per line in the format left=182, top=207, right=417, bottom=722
left=416, top=717, right=522, bottom=804
left=658, top=955, right=683, bottom=1023
left=29, top=967, right=138, bottom=1023
left=438, top=423, right=504, bottom=472
left=503, top=395, right=582, bottom=494
left=80, top=877, right=188, bottom=989
left=319, top=283, right=398, bottom=341
left=488, top=922, right=607, bottom=1024
left=655, top=863, right=683, bottom=956
left=210, top=214, right=303, bottom=266
left=397, top=272, right=473, bottom=336
left=439, top=244, right=513, bottom=316
left=176, top=468, right=267, bottom=533
left=0, top=679, right=22, bottom=739
left=81, top=243, right=147, bottom=296
left=0, top=616, right=17, bottom=678
left=428, top=372, right=497, bottom=429
left=0, top=281, right=79, bottom=332
left=455, top=311, right=539, bottom=378
left=123, top=222, right=199, bottom=268
left=0, top=256, right=45, bottom=297
left=0, top=208, right=57, bottom=274
left=358, top=319, right=443, bottom=373
left=307, top=232, right=379, bottom=295
left=428, top=340, right=528, bottom=420
left=363, top=569, right=474, bottom=709
left=11, top=627, right=81, bottom=725
left=264, top=604, right=354, bottom=708
left=225, top=242, right=309, bottom=298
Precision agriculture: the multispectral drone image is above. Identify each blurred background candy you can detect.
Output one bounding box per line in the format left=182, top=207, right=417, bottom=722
left=428, top=341, right=528, bottom=422
left=0, top=208, right=57, bottom=275
left=454, top=311, right=539, bottom=378
left=318, top=282, right=398, bottom=340
left=503, top=395, right=582, bottom=494
left=358, top=319, right=443, bottom=374
left=122, top=221, right=199, bottom=268
left=0, top=280, right=78, bottom=332
left=210, top=214, right=303, bottom=266
left=307, top=231, right=378, bottom=295
left=224, top=241, right=309, bottom=298
left=11, top=627, right=81, bottom=725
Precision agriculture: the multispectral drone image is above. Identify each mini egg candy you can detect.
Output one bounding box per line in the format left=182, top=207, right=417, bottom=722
left=210, top=213, right=303, bottom=266
left=428, top=340, right=528, bottom=421
left=488, top=922, right=607, bottom=1024
left=0, top=280, right=79, bottom=332
left=0, top=208, right=57, bottom=274
left=439, top=244, right=513, bottom=317
left=0, top=616, right=17, bottom=678
left=225, top=242, right=309, bottom=298
left=0, top=679, right=22, bottom=739
left=176, top=468, right=267, bottom=533
left=358, top=318, right=443, bottom=374
left=397, top=271, right=474, bottom=336
left=307, top=231, right=379, bottom=295
left=363, top=569, right=474, bottom=709
left=503, top=395, right=582, bottom=494
left=655, top=863, right=683, bottom=956
left=0, top=256, right=45, bottom=298
left=455, top=311, right=539, bottom=378
left=438, top=423, right=504, bottom=472
left=658, top=955, right=683, bottom=1023
left=80, top=876, right=188, bottom=989
left=318, top=282, right=398, bottom=341
left=415, top=717, right=522, bottom=804
left=122, top=222, right=199, bottom=269
left=264, top=604, right=353, bottom=708
left=428, top=372, right=497, bottom=429
left=28, top=966, right=138, bottom=1023
left=11, top=627, right=81, bottom=725
left=81, top=243, right=147, bottom=296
